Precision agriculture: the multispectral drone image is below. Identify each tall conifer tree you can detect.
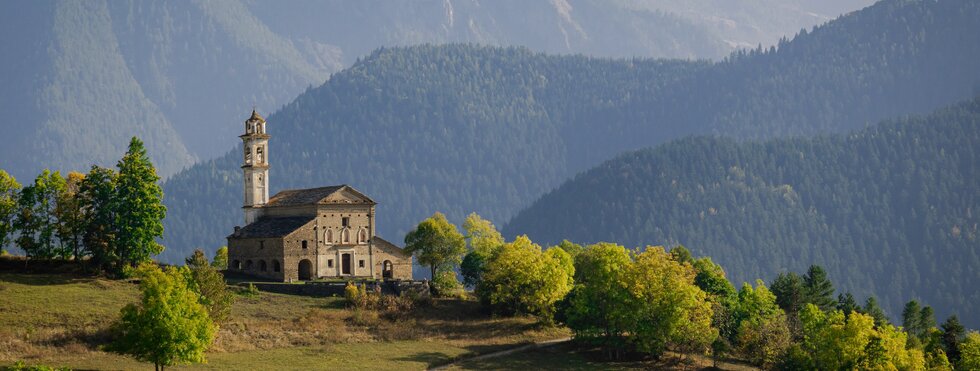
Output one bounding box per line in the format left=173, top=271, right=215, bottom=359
left=115, top=137, right=166, bottom=267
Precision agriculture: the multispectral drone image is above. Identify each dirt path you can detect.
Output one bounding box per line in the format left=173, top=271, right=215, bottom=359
left=428, top=337, right=573, bottom=370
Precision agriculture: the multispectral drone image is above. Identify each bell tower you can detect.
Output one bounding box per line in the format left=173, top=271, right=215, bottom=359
left=241, top=109, right=269, bottom=224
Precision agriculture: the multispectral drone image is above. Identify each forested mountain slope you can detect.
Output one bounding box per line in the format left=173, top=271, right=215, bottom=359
left=0, top=0, right=866, bottom=181
left=504, top=97, right=980, bottom=327
left=159, top=0, right=980, bottom=265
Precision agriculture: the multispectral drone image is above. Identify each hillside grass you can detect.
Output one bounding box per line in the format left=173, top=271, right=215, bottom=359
left=0, top=271, right=568, bottom=370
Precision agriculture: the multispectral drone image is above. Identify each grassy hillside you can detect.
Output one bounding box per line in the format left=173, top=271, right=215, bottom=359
left=504, top=97, right=980, bottom=328
left=160, top=0, right=980, bottom=264
left=0, top=271, right=567, bottom=370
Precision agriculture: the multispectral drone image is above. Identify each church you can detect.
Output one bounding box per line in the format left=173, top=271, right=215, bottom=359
left=227, top=110, right=413, bottom=281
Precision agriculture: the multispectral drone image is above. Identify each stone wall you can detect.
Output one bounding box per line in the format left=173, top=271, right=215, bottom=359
left=228, top=237, right=285, bottom=281
left=245, top=280, right=430, bottom=298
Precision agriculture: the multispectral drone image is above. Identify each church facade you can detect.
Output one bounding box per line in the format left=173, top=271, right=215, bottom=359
left=227, top=110, right=413, bottom=281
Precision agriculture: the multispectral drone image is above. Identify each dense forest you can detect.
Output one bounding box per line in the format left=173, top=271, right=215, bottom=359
left=505, top=97, right=980, bottom=328
left=160, top=0, right=980, bottom=266
left=0, top=0, right=860, bottom=180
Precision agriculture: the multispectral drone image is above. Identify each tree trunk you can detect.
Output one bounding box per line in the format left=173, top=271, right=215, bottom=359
left=430, top=264, right=436, bottom=281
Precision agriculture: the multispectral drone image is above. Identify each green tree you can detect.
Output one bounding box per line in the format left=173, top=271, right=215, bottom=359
left=802, top=265, right=835, bottom=312
left=733, top=280, right=791, bottom=368
left=55, top=172, right=86, bottom=260
left=15, top=170, right=66, bottom=259
left=462, top=212, right=503, bottom=256
left=0, top=170, right=21, bottom=252
left=771, top=272, right=805, bottom=315
left=669, top=245, right=693, bottom=264
left=211, top=246, right=228, bottom=269
left=115, top=137, right=166, bottom=267
left=563, top=242, right=634, bottom=355
left=959, top=332, right=980, bottom=371
left=795, top=304, right=926, bottom=370
left=79, top=166, right=118, bottom=270
left=184, top=249, right=234, bottom=323
left=919, top=306, right=936, bottom=340
left=863, top=296, right=890, bottom=327
left=111, top=264, right=216, bottom=370
left=940, top=315, right=965, bottom=364
left=404, top=212, right=466, bottom=281
left=837, top=292, right=859, bottom=317
left=459, top=213, right=503, bottom=287
left=692, top=257, right=736, bottom=302
left=479, top=235, right=574, bottom=319
left=554, top=239, right=583, bottom=258
left=902, top=300, right=923, bottom=340
left=627, top=246, right=716, bottom=357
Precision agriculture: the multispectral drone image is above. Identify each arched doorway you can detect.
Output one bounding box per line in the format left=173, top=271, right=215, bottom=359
left=298, top=259, right=313, bottom=280
left=382, top=260, right=393, bottom=279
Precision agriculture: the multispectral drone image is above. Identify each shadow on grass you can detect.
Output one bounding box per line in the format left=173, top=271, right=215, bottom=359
left=0, top=272, right=100, bottom=286
left=394, top=351, right=456, bottom=366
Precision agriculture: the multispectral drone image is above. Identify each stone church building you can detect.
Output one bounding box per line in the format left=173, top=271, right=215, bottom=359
left=227, top=110, right=412, bottom=281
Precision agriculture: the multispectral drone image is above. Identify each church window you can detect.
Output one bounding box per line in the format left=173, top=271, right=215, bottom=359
left=244, top=147, right=252, bottom=164
left=256, top=146, right=264, bottom=163
left=342, top=217, right=350, bottom=227
left=359, top=260, right=365, bottom=268
left=273, top=260, right=281, bottom=272
left=302, top=240, right=308, bottom=249
left=328, top=259, right=333, bottom=268
left=246, top=260, right=253, bottom=270
left=326, top=229, right=333, bottom=243
left=342, top=229, right=350, bottom=243
left=260, top=241, right=265, bottom=249
left=259, top=260, right=267, bottom=272
left=359, top=229, right=367, bottom=243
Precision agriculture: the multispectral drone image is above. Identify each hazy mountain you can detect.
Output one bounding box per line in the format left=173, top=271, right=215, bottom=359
left=504, top=97, right=980, bottom=327
left=159, top=0, right=980, bottom=269
left=0, top=0, right=873, bottom=181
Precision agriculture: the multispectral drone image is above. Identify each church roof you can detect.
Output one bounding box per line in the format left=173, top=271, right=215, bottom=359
left=248, top=109, right=266, bottom=123
left=370, top=236, right=410, bottom=257
left=266, top=185, right=376, bottom=207
left=228, top=216, right=314, bottom=239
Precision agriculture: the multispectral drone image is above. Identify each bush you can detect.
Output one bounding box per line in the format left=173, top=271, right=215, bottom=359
left=432, top=269, right=463, bottom=298
left=479, top=235, right=574, bottom=320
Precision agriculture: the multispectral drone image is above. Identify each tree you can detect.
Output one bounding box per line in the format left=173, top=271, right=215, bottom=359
left=15, top=170, right=66, bottom=259
left=863, top=296, right=890, bottom=327
left=627, top=246, right=716, bottom=357
left=796, top=304, right=925, bottom=370
left=111, top=264, right=216, bottom=370
left=461, top=212, right=503, bottom=256
left=940, top=315, right=965, bottom=364
left=959, top=332, right=980, bottom=371
left=669, top=245, right=693, bottom=264
left=185, top=249, right=234, bottom=323
left=0, top=170, right=21, bottom=252
left=802, top=265, right=835, bottom=312
left=902, top=300, right=922, bottom=339
left=479, top=235, right=574, bottom=319
left=115, top=137, right=166, bottom=267
left=771, top=272, right=805, bottom=315
left=459, top=213, right=503, bottom=287
left=836, top=292, right=859, bottom=318
left=55, top=172, right=86, bottom=260
left=211, top=246, right=228, bottom=269
left=404, top=212, right=465, bottom=281
left=733, top=281, right=791, bottom=368
left=919, top=306, right=936, bottom=339
left=692, top=257, right=736, bottom=302
left=79, top=166, right=118, bottom=270
left=563, top=243, right=634, bottom=355
left=554, top=239, right=583, bottom=258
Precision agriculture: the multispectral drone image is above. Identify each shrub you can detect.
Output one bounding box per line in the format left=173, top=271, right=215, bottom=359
left=432, top=269, right=463, bottom=298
